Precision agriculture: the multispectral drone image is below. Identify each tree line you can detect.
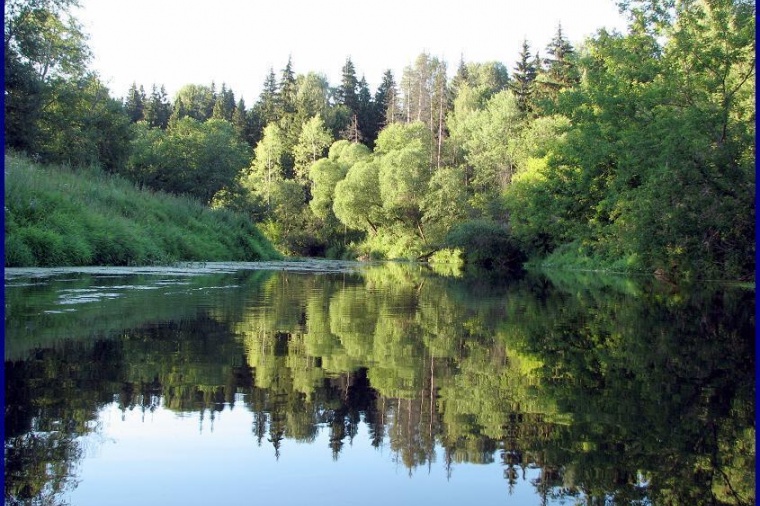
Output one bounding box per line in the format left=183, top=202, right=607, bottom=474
left=4, top=0, right=755, bottom=280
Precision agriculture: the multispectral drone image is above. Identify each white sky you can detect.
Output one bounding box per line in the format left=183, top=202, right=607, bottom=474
left=76, top=0, right=630, bottom=103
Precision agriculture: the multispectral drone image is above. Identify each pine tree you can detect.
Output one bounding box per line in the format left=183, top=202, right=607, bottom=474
left=232, top=97, right=249, bottom=143
left=143, top=84, right=159, bottom=127
left=247, top=105, right=265, bottom=148
left=156, top=85, right=171, bottom=128
left=124, top=82, right=145, bottom=123
left=449, top=54, right=469, bottom=98
left=212, top=85, right=226, bottom=120
left=538, top=23, right=579, bottom=100
left=223, top=86, right=236, bottom=119
left=207, top=81, right=217, bottom=119
left=510, top=39, right=538, bottom=113
left=278, top=56, right=297, bottom=115
left=259, top=68, right=280, bottom=124
left=168, top=100, right=186, bottom=127
left=356, top=76, right=377, bottom=146
left=337, top=57, right=359, bottom=114
left=374, top=70, right=401, bottom=128
left=212, top=83, right=236, bottom=121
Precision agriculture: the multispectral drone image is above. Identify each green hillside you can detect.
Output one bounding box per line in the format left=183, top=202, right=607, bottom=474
left=4, top=153, right=281, bottom=267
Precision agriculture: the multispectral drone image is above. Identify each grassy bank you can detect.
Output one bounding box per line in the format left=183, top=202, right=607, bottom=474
left=4, top=153, right=281, bottom=266
left=523, top=241, right=643, bottom=275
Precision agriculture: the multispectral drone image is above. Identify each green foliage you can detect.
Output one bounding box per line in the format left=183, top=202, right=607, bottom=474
left=268, top=180, right=307, bottom=238
left=374, top=69, right=402, bottom=127
left=459, top=90, right=522, bottom=191
left=377, top=122, right=432, bottom=221
left=6, top=68, right=132, bottom=172
left=4, top=152, right=280, bottom=266
left=504, top=116, right=573, bottom=256
left=328, top=122, right=451, bottom=258
left=143, top=84, right=171, bottom=129
left=127, top=117, right=250, bottom=204
left=246, top=122, right=286, bottom=210
left=446, top=88, right=525, bottom=221
left=445, top=220, right=526, bottom=270
left=303, top=141, right=373, bottom=256
left=333, top=160, right=383, bottom=234
left=510, top=39, right=539, bottom=113
left=3, top=0, right=752, bottom=279
left=5, top=0, right=90, bottom=76
left=293, top=115, right=333, bottom=181
left=327, top=139, right=371, bottom=166
left=398, top=52, right=449, bottom=146
left=124, top=82, right=145, bottom=122
left=295, top=72, right=331, bottom=122
left=535, top=22, right=579, bottom=108
left=170, top=83, right=215, bottom=122
left=514, top=2, right=756, bottom=280
left=428, top=248, right=465, bottom=277
left=336, top=57, right=359, bottom=115
left=420, top=166, right=471, bottom=245
left=308, top=158, right=347, bottom=220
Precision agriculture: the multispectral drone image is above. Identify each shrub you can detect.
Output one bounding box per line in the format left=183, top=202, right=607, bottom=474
left=17, top=228, right=67, bottom=266
left=5, top=235, right=35, bottom=267
left=445, top=220, right=526, bottom=271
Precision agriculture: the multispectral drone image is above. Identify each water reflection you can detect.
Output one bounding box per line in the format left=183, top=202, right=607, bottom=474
left=4, top=263, right=755, bottom=505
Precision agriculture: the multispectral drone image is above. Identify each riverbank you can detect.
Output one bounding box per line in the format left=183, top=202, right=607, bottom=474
left=4, top=153, right=281, bottom=267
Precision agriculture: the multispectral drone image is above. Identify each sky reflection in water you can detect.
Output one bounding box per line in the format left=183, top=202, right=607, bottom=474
left=71, top=398, right=538, bottom=506
left=5, top=263, right=754, bottom=506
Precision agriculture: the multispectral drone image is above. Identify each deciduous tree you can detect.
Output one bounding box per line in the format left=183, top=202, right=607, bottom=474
left=294, top=115, right=333, bottom=182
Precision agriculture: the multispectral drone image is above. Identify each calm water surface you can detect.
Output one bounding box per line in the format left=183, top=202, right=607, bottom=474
left=4, top=261, right=755, bottom=505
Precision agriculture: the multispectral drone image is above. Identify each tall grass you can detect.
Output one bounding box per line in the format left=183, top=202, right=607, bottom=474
left=4, top=152, right=281, bottom=266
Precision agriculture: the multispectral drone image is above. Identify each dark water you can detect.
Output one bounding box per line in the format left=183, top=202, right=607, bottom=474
left=4, top=262, right=755, bottom=505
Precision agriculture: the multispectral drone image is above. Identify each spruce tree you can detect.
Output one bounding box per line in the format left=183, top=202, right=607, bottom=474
left=337, top=57, right=359, bottom=114
left=449, top=54, right=470, bottom=98
left=143, top=84, right=158, bottom=127
left=510, top=39, right=538, bottom=113
left=144, top=84, right=171, bottom=129
left=539, top=23, right=579, bottom=99
left=259, top=68, right=280, bottom=124
left=212, top=83, right=236, bottom=121
left=206, top=81, right=217, bottom=119
left=212, top=85, right=226, bottom=120
left=278, top=56, right=297, bottom=115
left=156, top=85, right=171, bottom=128
left=373, top=70, right=401, bottom=128
left=124, top=82, right=145, bottom=123
left=223, top=86, right=236, bottom=120
left=356, top=76, right=377, bottom=146
left=232, top=97, right=249, bottom=144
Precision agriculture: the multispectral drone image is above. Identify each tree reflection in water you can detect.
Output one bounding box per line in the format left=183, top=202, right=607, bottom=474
left=4, top=264, right=755, bottom=505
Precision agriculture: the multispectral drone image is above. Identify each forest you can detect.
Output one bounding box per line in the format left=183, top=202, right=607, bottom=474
left=4, top=0, right=755, bottom=281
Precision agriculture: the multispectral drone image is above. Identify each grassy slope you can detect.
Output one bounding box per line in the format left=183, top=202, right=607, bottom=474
left=4, top=153, right=281, bottom=266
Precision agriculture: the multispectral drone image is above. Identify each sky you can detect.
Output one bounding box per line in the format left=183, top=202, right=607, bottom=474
left=75, top=0, right=630, bottom=103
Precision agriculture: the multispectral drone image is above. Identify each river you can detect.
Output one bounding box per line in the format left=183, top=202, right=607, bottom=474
left=4, top=261, right=755, bottom=505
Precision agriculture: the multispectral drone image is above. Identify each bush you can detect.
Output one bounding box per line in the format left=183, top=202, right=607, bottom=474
left=17, top=228, right=67, bottom=266
left=445, top=220, right=526, bottom=271
left=5, top=235, right=35, bottom=267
